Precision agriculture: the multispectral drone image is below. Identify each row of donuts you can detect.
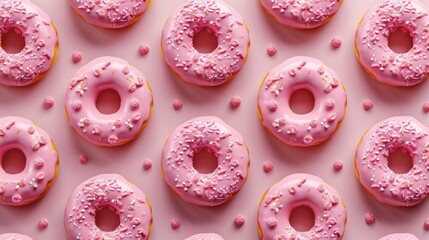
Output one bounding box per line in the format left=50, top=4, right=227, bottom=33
left=2, top=0, right=428, bottom=88
left=1, top=114, right=429, bottom=239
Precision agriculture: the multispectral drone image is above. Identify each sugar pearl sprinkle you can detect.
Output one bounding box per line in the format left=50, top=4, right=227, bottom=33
left=65, top=174, right=151, bottom=240
left=267, top=44, right=278, bottom=56
left=234, top=215, right=245, bottom=227
left=365, top=212, right=375, bottom=225
left=258, top=174, right=346, bottom=240
left=72, top=51, right=82, bottom=63
left=170, top=218, right=181, bottom=230
left=362, top=98, right=373, bottom=111
left=79, top=154, right=89, bottom=164
left=0, top=0, right=57, bottom=87
left=139, top=44, right=150, bottom=56
left=162, top=0, right=249, bottom=86
left=172, top=98, right=183, bottom=110
left=38, top=218, right=49, bottom=230
left=356, top=0, right=429, bottom=86
left=333, top=160, right=343, bottom=171
left=43, top=96, right=54, bottom=109
left=0, top=117, right=57, bottom=206
left=143, top=159, right=152, bottom=170
left=331, top=36, right=342, bottom=49
left=263, top=161, right=274, bottom=173
left=423, top=101, right=429, bottom=113
left=230, top=95, right=241, bottom=108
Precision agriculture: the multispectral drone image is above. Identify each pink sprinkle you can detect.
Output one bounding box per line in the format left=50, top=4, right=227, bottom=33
left=331, top=36, right=342, bottom=49
left=172, top=98, right=183, bottom=110
left=333, top=160, right=343, bottom=171
left=170, top=218, right=181, bottom=230
left=365, top=212, right=375, bottom=225
left=38, top=218, right=48, bottom=230
left=234, top=215, right=245, bottom=227
left=263, top=161, right=273, bottom=173
left=424, top=218, right=429, bottom=230
left=43, top=96, right=54, bottom=109
left=72, top=51, right=82, bottom=63
left=230, top=95, right=241, bottom=108
left=423, top=102, right=429, bottom=113
left=79, top=154, right=89, bottom=164
left=266, top=44, right=277, bottom=56
left=139, top=43, right=150, bottom=56
left=143, top=159, right=152, bottom=170
left=362, top=99, right=373, bottom=111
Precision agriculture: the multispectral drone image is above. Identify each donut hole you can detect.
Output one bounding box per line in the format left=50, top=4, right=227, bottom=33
left=96, top=89, right=121, bottom=115
left=95, top=206, right=120, bottom=232
left=192, top=148, right=218, bottom=174
left=1, top=28, right=25, bottom=54
left=388, top=147, right=413, bottom=174
left=192, top=28, right=218, bottom=54
left=289, top=89, right=315, bottom=115
left=289, top=205, right=315, bottom=232
left=1, top=149, right=26, bottom=174
left=388, top=28, right=413, bottom=53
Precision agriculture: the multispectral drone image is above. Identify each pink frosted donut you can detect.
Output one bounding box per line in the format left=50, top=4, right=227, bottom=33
left=260, top=0, right=343, bottom=29
left=0, top=0, right=58, bottom=87
left=64, top=174, right=152, bottom=239
left=355, top=116, right=429, bottom=207
left=161, top=116, right=250, bottom=207
left=185, top=233, right=224, bottom=240
left=65, top=57, right=153, bottom=147
left=161, top=0, right=250, bottom=86
left=258, top=174, right=347, bottom=240
left=0, top=233, right=32, bottom=240
left=355, top=0, right=429, bottom=86
left=67, top=0, right=150, bottom=29
left=0, top=117, right=59, bottom=206
left=378, top=233, right=419, bottom=240
left=258, top=56, right=347, bottom=147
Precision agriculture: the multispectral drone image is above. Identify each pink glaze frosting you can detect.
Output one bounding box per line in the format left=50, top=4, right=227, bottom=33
left=378, top=233, right=420, bottom=240
left=355, top=116, right=429, bottom=207
left=0, top=0, right=58, bottom=87
left=0, top=233, right=32, bottom=240
left=258, top=56, right=347, bottom=147
left=67, top=0, right=149, bottom=29
left=161, top=116, right=250, bottom=207
left=161, top=0, right=250, bottom=86
left=355, top=0, right=429, bottom=86
left=65, top=57, right=153, bottom=147
left=64, top=174, right=152, bottom=240
left=258, top=174, right=347, bottom=240
left=260, top=0, right=343, bottom=29
left=185, top=233, right=224, bottom=240
left=0, top=117, right=58, bottom=206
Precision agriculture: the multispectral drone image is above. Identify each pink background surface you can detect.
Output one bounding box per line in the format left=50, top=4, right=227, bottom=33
left=1, top=0, right=429, bottom=239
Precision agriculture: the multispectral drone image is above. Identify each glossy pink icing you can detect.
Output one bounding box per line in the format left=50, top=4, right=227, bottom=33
left=0, top=116, right=58, bottom=206
left=64, top=174, right=152, bottom=240
left=65, top=56, right=153, bottom=147
left=378, top=233, right=420, bottom=240
left=161, top=116, right=249, bottom=207
left=258, top=173, right=346, bottom=240
left=258, top=56, right=347, bottom=147
left=185, top=233, right=224, bottom=240
left=0, top=233, right=32, bottom=240
left=260, top=0, right=343, bottom=29
left=0, top=0, right=58, bottom=87
left=67, top=0, right=149, bottom=29
left=355, top=116, right=429, bottom=207
left=161, top=0, right=250, bottom=86
left=355, top=0, right=429, bottom=86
